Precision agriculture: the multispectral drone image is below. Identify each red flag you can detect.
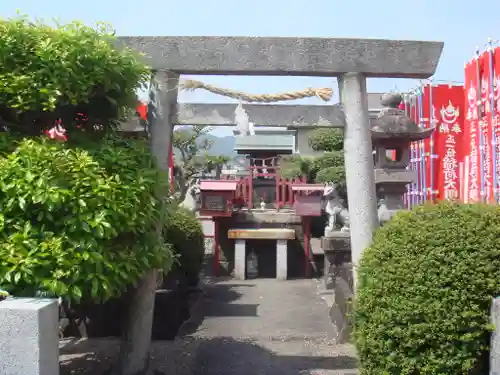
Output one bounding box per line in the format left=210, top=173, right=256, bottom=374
left=421, top=85, right=435, bottom=201
left=492, top=47, right=500, bottom=199
left=432, top=85, right=465, bottom=201
left=464, top=61, right=481, bottom=202
left=408, top=94, right=422, bottom=205
left=478, top=53, right=494, bottom=201
left=136, top=102, right=148, bottom=121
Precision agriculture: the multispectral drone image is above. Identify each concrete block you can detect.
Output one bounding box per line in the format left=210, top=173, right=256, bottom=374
left=276, top=239, right=288, bottom=281
left=0, top=298, right=59, bottom=375
left=117, top=36, right=443, bottom=78
left=234, top=239, right=246, bottom=280
left=491, top=297, right=500, bottom=374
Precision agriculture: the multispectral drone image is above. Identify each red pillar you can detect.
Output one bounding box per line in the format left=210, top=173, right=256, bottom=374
left=303, top=217, right=312, bottom=277
left=168, top=143, right=175, bottom=193
left=248, top=176, right=253, bottom=209
left=212, top=218, right=220, bottom=276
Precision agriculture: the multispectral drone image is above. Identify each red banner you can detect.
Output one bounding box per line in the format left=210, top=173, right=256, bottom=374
left=421, top=85, right=434, bottom=201
left=494, top=47, right=500, bottom=198
left=408, top=94, right=422, bottom=206
left=431, top=85, right=465, bottom=200
left=479, top=53, right=494, bottom=201
left=464, top=61, right=480, bottom=202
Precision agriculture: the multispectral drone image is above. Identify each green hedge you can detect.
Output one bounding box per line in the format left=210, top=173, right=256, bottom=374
left=0, top=136, right=173, bottom=302
left=0, top=15, right=149, bottom=135
left=164, top=205, right=205, bottom=284
left=354, top=202, right=500, bottom=374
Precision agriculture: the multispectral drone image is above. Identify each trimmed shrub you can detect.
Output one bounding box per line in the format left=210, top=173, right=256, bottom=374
left=309, top=128, right=343, bottom=152
left=0, top=15, right=149, bottom=135
left=164, top=205, right=205, bottom=286
left=354, top=202, right=500, bottom=374
left=0, top=135, right=174, bottom=302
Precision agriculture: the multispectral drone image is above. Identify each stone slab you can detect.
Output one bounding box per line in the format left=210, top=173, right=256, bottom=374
left=228, top=228, right=295, bottom=240
left=0, top=298, right=59, bottom=375
left=121, top=103, right=385, bottom=131
left=321, top=234, right=351, bottom=252
left=234, top=239, right=246, bottom=280
left=276, top=239, right=288, bottom=281
left=234, top=210, right=302, bottom=224
left=117, top=36, right=443, bottom=78
left=374, top=168, right=417, bottom=184
left=176, top=103, right=346, bottom=127
left=491, top=297, right=500, bottom=373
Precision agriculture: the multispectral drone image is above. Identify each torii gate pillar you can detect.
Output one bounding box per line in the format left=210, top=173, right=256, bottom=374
left=339, top=73, right=379, bottom=288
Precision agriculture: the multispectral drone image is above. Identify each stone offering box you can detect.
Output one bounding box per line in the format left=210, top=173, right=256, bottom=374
left=321, top=232, right=353, bottom=344
left=199, top=180, right=238, bottom=217
left=0, top=298, right=59, bottom=375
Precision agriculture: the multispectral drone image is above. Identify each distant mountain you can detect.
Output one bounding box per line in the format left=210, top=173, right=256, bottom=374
left=172, top=131, right=237, bottom=161
left=204, top=134, right=236, bottom=157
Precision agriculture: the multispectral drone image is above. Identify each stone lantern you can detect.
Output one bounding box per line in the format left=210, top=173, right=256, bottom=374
left=371, top=93, right=435, bottom=224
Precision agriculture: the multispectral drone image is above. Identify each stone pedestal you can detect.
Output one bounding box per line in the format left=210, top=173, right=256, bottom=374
left=229, top=228, right=295, bottom=281
left=0, top=298, right=59, bottom=375
left=276, top=239, right=288, bottom=281
left=321, top=232, right=353, bottom=344
left=234, top=239, right=246, bottom=280
left=233, top=238, right=290, bottom=281
left=322, top=233, right=351, bottom=289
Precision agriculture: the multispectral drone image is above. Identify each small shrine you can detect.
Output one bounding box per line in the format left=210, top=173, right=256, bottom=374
left=198, top=122, right=324, bottom=281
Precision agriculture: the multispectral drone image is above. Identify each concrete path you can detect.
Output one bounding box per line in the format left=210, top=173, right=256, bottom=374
left=182, top=278, right=357, bottom=375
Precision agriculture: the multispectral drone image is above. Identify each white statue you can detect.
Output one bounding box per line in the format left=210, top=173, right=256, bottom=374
left=234, top=102, right=254, bottom=136
left=323, top=183, right=350, bottom=235
left=180, top=179, right=201, bottom=213
left=248, top=121, right=255, bottom=136
left=377, top=198, right=392, bottom=225
left=260, top=198, right=266, bottom=210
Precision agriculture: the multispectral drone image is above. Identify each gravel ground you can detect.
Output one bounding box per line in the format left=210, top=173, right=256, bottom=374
left=60, top=277, right=358, bottom=375
left=59, top=337, right=201, bottom=375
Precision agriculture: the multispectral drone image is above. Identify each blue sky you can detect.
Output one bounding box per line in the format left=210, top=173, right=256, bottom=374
left=1, top=0, right=499, bottom=136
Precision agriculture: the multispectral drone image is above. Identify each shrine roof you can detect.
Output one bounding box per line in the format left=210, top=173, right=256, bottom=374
left=235, top=134, right=294, bottom=154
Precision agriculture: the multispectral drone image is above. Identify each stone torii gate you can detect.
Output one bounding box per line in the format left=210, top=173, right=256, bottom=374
left=116, top=35, right=443, bottom=374
left=119, top=35, right=443, bottom=272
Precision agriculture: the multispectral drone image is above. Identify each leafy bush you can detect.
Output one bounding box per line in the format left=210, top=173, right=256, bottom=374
left=354, top=202, right=500, bottom=375
left=164, top=205, right=205, bottom=285
left=280, top=155, right=313, bottom=180
left=309, top=128, right=344, bottom=152
left=0, top=15, right=150, bottom=135
left=0, top=289, right=8, bottom=301
left=0, top=135, right=174, bottom=302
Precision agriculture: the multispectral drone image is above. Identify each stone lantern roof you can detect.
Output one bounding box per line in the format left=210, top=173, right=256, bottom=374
left=370, top=93, right=434, bottom=142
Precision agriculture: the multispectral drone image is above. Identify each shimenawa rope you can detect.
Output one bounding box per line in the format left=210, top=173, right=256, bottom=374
left=180, top=79, right=332, bottom=103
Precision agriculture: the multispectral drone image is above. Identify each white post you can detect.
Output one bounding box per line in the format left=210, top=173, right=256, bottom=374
left=276, top=239, right=288, bottom=280
left=234, top=239, right=246, bottom=280
left=338, top=73, right=379, bottom=291
left=0, top=298, right=59, bottom=375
